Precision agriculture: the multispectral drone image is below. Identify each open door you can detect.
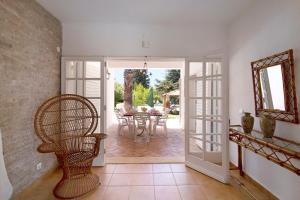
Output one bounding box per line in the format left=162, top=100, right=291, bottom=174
left=61, top=57, right=106, bottom=166
left=185, top=60, right=229, bottom=183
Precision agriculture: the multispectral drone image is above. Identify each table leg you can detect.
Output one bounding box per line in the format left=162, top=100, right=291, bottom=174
left=238, top=145, right=244, bottom=176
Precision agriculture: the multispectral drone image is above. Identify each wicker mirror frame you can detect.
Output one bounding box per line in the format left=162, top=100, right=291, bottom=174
left=251, top=49, right=299, bottom=124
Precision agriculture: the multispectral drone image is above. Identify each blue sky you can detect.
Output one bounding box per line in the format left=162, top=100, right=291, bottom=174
left=114, top=69, right=167, bottom=87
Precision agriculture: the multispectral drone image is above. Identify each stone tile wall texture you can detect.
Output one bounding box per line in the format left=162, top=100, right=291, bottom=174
left=0, top=0, right=62, bottom=195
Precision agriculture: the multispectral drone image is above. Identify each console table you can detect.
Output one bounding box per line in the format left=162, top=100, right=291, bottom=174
left=229, top=125, right=300, bottom=176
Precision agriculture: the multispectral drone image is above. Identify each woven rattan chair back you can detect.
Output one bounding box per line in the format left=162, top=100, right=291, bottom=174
left=34, top=94, right=98, bottom=144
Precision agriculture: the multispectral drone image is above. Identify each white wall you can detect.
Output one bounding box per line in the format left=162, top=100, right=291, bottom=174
left=106, top=69, right=116, bottom=129
left=62, top=22, right=227, bottom=57
left=229, top=0, right=300, bottom=199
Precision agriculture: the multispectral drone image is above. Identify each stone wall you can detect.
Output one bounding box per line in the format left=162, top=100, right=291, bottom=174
left=0, top=0, right=62, bottom=195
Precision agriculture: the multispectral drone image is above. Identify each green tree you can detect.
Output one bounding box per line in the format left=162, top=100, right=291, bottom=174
left=114, top=82, right=124, bottom=106
left=132, top=83, right=149, bottom=106
left=153, top=88, right=162, bottom=103
left=132, top=69, right=150, bottom=88
left=166, top=69, right=180, bottom=83
left=155, top=70, right=180, bottom=95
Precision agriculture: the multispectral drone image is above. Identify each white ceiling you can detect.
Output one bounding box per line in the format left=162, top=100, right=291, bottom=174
left=37, top=0, right=257, bottom=25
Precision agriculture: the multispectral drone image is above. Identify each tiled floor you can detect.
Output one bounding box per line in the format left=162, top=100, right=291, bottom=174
left=15, top=164, right=251, bottom=200
left=105, top=124, right=185, bottom=158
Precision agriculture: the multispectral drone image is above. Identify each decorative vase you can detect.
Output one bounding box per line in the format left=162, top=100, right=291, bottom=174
left=241, top=112, right=254, bottom=134
left=260, top=114, right=276, bottom=138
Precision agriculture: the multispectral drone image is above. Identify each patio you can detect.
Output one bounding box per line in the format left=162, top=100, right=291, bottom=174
left=105, top=118, right=185, bottom=163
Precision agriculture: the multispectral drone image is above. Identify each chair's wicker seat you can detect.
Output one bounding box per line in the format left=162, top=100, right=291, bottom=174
left=66, top=151, right=95, bottom=165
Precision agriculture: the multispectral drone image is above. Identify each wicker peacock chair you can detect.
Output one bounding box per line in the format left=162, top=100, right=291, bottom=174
left=34, top=94, right=107, bottom=199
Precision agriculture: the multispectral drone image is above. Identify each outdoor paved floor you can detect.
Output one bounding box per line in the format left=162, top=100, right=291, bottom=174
left=105, top=119, right=185, bottom=159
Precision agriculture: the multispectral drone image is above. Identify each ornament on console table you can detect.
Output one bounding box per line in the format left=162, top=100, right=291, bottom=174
left=241, top=112, right=254, bottom=134
left=260, top=114, right=276, bottom=138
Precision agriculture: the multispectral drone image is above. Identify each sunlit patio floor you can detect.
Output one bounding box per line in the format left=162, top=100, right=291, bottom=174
left=105, top=119, right=185, bottom=163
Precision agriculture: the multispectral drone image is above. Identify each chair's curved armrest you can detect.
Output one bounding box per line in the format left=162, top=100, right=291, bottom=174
left=37, top=143, right=58, bottom=153
left=90, top=133, right=107, bottom=156
left=91, top=133, right=107, bottom=140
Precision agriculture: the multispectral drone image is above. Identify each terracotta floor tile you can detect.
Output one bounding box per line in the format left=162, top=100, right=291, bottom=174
left=171, top=164, right=192, bottom=172
left=153, top=164, right=172, bottom=173
left=102, top=186, right=130, bottom=200
left=114, top=164, right=153, bottom=173
left=92, top=164, right=116, bottom=174
left=189, top=171, right=219, bottom=185
left=84, top=186, right=107, bottom=200
left=178, top=185, right=207, bottom=200
left=109, top=174, right=132, bottom=186
left=173, top=173, right=200, bottom=185
left=98, top=173, right=113, bottom=186
left=154, top=173, right=176, bottom=185
left=202, top=182, right=246, bottom=200
left=130, top=174, right=154, bottom=185
left=129, top=186, right=155, bottom=200
left=154, top=186, right=181, bottom=200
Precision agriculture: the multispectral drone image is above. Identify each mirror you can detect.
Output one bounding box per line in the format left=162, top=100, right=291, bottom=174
left=259, top=65, right=285, bottom=110
left=251, top=49, right=299, bottom=124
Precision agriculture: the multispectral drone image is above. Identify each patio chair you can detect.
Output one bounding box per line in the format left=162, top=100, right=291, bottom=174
left=133, top=112, right=151, bottom=142
left=34, top=94, right=107, bottom=199
left=153, top=113, right=168, bottom=137
left=115, top=109, right=133, bottom=135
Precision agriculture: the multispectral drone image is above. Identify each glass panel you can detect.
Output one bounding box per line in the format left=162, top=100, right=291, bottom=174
left=86, top=61, right=101, bottom=78
left=95, top=118, right=101, bottom=133
left=89, top=98, right=101, bottom=116
left=206, top=62, right=221, bottom=76
left=205, top=134, right=221, bottom=147
left=77, top=80, right=83, bottom=96
left=189, top=138, right=203, bottom=158
left=206, top=121, right=222, bottom=134
left=206, top=78, right=221, bottom=97
left=66, top=61, right=83, bottom=78
left=230, top=126, right=300, bottom=153
left=189, top=99, right=203, bottom=117
left=66, top=61, right=76, bottom=78
left=85, top=80, right=101, bottom=97
left=77, top=62, right=83, bottom=78
left=189, top=80, right=203, bottom=97
left=189, top=119, right=203, bottom=134
left=206, top=99, right=222, bottom=116
left=66, top=80, right=76, bottom=94
left=189, top=62, right=203, bottom=77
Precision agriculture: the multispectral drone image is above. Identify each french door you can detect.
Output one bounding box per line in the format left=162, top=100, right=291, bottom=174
left=61, top=57, right=106, bottom=166
left=185, top=60, right=229, bottom=183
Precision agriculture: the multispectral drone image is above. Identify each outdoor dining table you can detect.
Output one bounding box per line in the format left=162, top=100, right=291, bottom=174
left=123, top=112, right=162, bottom=136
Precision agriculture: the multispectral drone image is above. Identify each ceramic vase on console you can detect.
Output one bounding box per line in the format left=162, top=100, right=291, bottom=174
left=260, top=114, right=276, bottom=138
left=241, top=112, right=254, bottom=134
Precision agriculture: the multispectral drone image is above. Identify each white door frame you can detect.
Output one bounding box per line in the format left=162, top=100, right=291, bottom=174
left=184, top=58, right=229, bottom=183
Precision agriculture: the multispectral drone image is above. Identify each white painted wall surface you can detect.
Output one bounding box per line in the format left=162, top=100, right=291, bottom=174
left=0, top=129, right=13, bottom=200
left=229, top=0, right=300, bottom=199
left=62, top=22, right=226, bottom=57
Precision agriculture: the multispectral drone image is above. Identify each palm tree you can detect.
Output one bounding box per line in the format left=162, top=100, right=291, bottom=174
left=123, top=69, right=134, bottom=112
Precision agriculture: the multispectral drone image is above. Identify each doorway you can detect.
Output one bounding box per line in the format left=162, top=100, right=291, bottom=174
left=105, top=58, right=185, bottom=163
